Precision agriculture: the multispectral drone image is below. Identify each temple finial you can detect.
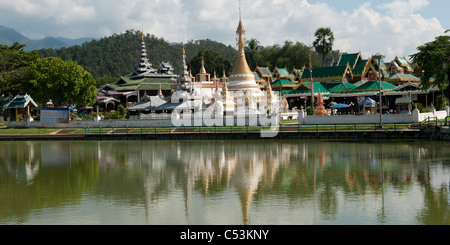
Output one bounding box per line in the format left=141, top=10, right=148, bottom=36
left=239, top=0, right=241, bottom=20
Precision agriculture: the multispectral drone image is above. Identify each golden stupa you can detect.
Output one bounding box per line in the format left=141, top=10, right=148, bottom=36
left=228, top=16, right=261, bottom=95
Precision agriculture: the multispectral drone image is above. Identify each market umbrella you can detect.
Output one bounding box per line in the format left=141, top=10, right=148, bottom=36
left=330, top=104, right=350, bottom=109
left=359, top=98, right=376, bottom=106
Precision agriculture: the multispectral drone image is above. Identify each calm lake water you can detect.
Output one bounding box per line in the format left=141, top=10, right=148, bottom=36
left=0, top=139, right=449, bottom=225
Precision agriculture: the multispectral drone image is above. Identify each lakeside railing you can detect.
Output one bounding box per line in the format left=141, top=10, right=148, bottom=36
left=80, top=122, right=419, bottom=136
left=419, top=116, right=448, bottom=128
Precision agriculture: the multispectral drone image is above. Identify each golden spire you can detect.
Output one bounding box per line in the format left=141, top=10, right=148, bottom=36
left=231, top=11, right=253, bottom=78
left=200, top=56, right=207, bottom=74
left=158, top=84, right=164, bottom=98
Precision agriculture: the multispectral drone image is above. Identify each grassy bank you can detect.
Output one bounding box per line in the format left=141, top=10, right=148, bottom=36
left=0, top=128, right=60, bottom=134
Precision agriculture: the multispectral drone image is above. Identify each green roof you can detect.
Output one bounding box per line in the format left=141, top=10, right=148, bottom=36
left=113, top=76, right=176, bottom=91
left=338, top=53, right=360, bottom=68
left=396, top=57, right=410, bottom=66
left=253, top=71, right=263, bottom=80
left=326, top=82, right=358, bottom=93
left=276, top=68, right=290, bottom=76
left=353, top=81, right=397, bottom=92
left=118, top=76, right=175, bottom=85
left=390, top=61, right=401, bottom=69
left=378, top=59, right=387, bottom=68
left=115, top=84, right=174, bottom=92
left=387, top=73, right=420, bottom=82
left=352, top=59, right=368, bottom=75
left=7, top=95, right=37, bottom=109
left=271, top=79, right=296, bottom=86
left=279, top=90, right=295, bottom=95
left=301, top=65, right=350, bottom=80
left=289, top=82, right=330, bottom=95
left=256, top=67, right=272, bottom=76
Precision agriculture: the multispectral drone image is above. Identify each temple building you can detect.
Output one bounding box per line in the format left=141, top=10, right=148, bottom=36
left=127, top=8, right=279, bottom=122
left=190, top=57, right=224, bottom=103
left=98, top=33, right=177, bottom=110
left=277, top=52, right=438, bottom=113
left=127, top=44, right=194, bottom=119
left=254, top=66, right=273, bottom=86
left=105, top=4, right=438, bottom=118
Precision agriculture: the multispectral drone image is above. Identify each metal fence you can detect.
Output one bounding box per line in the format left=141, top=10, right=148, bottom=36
left=82, top=121, right=419, bottom=136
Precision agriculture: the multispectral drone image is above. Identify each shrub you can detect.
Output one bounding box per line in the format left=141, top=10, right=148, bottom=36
left=436, top=94, right=449, bottom=110
left=105, top=111, right=124, bottom=120
left=414, top=102, right=425, bottom=113
left=117, top=104, right=127, bottom=116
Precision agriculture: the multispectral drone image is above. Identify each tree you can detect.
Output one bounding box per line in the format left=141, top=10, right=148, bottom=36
left=244, top=40, right=320, bottom=71
left=96, top=75, right=119, bottom=88
left=411, top=34, right=450, bottom=109
left=38, top=30, right=238, bottom=79
left=245, top=38, right=263, bottom=70
left=187, top=50, right=232, bottom=77
left=313, top=27, right=335, bottom=67
left=0, top=42, right=39, bottom=96
left=24, top=57, right=97, bottom=106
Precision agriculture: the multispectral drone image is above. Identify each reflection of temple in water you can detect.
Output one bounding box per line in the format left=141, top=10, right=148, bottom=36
left=1, top=139, right=450, bottom=225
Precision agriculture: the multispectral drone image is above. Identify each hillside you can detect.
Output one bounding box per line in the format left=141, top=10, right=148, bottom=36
left=0, top=25, right=96, bottom=51
left=38, top=29, right=238, bottom=79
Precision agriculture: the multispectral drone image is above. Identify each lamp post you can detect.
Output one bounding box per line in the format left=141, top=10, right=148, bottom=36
left=374, top=52, right=385, bottom=127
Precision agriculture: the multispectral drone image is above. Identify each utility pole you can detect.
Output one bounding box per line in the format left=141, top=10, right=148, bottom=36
left=309, top=33, right=314, bottom=109
left=374, top=52, right=385, bottom=127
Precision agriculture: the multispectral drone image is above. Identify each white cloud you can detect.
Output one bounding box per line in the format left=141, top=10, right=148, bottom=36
left=0, top=0, right=95, bottom=23
left=0, top=0, right=446, bottom=62
left=379, top=0, right=429, bottom=16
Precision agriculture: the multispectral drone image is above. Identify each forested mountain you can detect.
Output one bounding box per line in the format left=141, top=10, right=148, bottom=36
left=37, top=29, right=337, bottom=85
left=0, top=26, right=95, bottom=51
left=38, top=30, right=239, bottom=80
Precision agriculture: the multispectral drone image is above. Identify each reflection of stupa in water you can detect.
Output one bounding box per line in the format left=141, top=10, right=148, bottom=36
left=233, top=154, right=264, bottom=225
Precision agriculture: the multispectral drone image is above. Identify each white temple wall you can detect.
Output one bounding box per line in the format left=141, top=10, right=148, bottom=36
left=298, top=107, right=450, bottom=125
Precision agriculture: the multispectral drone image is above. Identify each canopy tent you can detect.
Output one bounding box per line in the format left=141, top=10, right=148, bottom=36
left=330, top=104, right=350, bottom=109
left=359, top=97, right=377, bottom=114
left=359, top=97, right=376, bottom=106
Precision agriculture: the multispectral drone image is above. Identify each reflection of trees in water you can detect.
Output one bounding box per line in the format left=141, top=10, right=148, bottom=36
left=0, top=140, right=449, bottom=224
left=0, top=141, right=99, bottom=222
left=417, top=183, right=450, bottom=225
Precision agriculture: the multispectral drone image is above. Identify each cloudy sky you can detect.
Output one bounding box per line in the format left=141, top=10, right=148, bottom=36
left=0, top=0, right=448, bottom=61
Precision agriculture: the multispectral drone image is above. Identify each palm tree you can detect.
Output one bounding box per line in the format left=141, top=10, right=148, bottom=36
left=245, top=38, right=262, bottom=70
left=313, top=27, right=335, bottom=67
